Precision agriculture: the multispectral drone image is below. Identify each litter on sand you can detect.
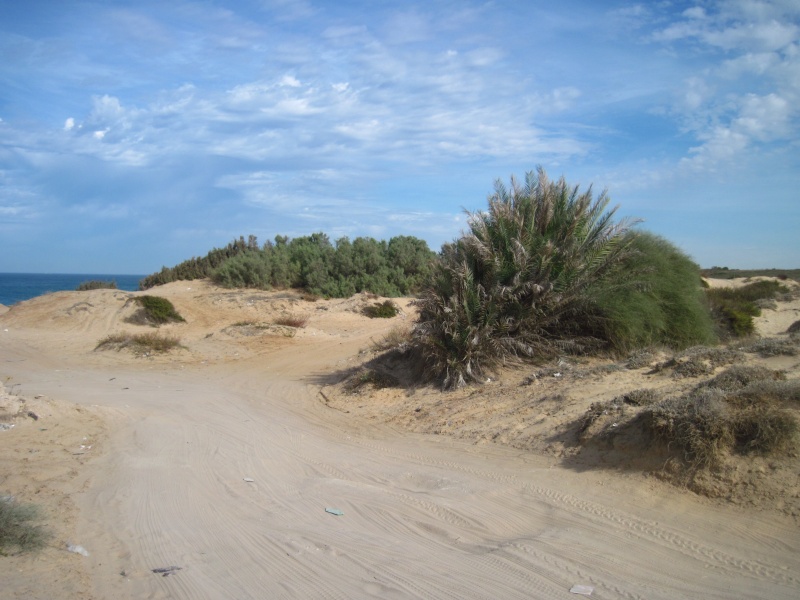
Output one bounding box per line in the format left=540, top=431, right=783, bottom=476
left=66, top=543, right=89, bottom=557
left=325, top=507, right=344, bottom=516
left=152, top=566, right=182, bottom=577
left=243, top=477, right=255, bottom=482
left=570, top=584, right=594, bottom=595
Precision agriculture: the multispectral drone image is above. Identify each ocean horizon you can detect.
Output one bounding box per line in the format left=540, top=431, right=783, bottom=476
left=0, top=272, right=146, bottom=306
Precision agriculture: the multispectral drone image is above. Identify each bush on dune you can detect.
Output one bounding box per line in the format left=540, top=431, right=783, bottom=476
left=587, top=231, right=717, bottom=354
left=411, top=167, right=717, bottom=389
left=131, top=295, right=185, bottom=325
left=412, top=167, right=637, bottom=389
left=207, top=233, right=435, bottom=298
left=76, top=280, right=117, bottom=291
left=706, top=280, right=789, bottom=339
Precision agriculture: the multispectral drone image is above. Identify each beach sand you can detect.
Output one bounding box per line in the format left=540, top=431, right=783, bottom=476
left=1, top=279, right=798, bottom=599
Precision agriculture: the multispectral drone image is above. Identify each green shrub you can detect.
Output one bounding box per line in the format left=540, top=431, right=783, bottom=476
left=76, top=280, right=117, bottom=291
left=131, top=296, right=185, bottom=325
left=413, top=167, right=637, bottom=388
left=0, top=496, right=51, bottom=554
left=211, top=251, right=273, bottom=289
left=588, top=232, right=717, bottom=353
left=205, top=233, right=435, bottom=298
left=706, top=280, right=788, bottom=338
left=363, top=300, right=400, bottom=319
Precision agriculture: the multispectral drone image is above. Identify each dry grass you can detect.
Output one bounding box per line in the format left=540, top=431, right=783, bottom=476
left=95, top=332, right=183, bottom=355
left=273, top=314, right=309, bottom=328
left=342, top=368, right=400, bottom=394
left=0, top=496, right=51, bottom=555
left=644, top=370, right=799, bottom=469
left=370, top=325, right=412, bottom=352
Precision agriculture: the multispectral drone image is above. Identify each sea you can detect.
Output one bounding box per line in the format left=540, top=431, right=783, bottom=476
left=0, top=273, right=146, bottom=306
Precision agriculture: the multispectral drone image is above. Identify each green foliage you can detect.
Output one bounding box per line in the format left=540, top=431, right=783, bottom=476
left=95, top=332, right=183, bottom=354
left=133, top=295, right=186, bottom=325
left=706, top=280, right=788, bottom=338
left=413, top=167, right=637, bottom=388
left=76, top=280, right=117, bottom=291
left=588, top=232, right=717, bottom=353
left=363, top=300, right=400, bottom=319
left=207, top=234, right=435, bottom=298
left=0, top=496, right=51, bottom=554
left=212, top=252, right=273, bottom=289
left=140, top=235, right=261, bottom=289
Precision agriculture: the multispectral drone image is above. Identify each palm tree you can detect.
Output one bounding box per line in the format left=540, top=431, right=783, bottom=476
left=414, top=166, right=638, bottom=388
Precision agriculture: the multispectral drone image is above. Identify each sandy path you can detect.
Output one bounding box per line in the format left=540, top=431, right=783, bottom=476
left=2, top=353, right=797, bottom=598
left=1, top=285, right=799, bottom=599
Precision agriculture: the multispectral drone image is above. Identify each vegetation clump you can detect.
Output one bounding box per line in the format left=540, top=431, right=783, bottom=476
left=370, top=325, right=412, bottom=352
left=0, top=496, right=51, bottom=555
left=343, top=368, right=399, bottom=393
left=705, top=280, right=789, bottom=338
left=363, top=300, right=400, bottom=319
left=273, top=314, right=309, bottom=328
left=95, top=332, right=183, bottom=355
left=412, top=167, right=713, bottom=388
left=644, top=369, right=799, bottom=469
left=588, top=232, right=717, bottom=353
left=128, top=296, right=185, bottom=326
left=142, top=233, right=436, bottom=298
left=76, top=280, right=117, bottom=291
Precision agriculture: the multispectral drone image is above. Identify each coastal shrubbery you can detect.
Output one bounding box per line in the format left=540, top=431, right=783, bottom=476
left=139, top=235, right=260, bottom=289
left=76, top=280, right=117, bottom=291
left=706, top=280, right=790, bottom=338
left=142, top=234, right=436, bottom=299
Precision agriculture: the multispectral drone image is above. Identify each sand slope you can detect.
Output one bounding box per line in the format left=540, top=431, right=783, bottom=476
left=1, top=280, right=799, bottom=599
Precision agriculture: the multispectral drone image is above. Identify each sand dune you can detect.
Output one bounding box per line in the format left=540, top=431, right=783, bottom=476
left=1, top=280, right=798, bottom=599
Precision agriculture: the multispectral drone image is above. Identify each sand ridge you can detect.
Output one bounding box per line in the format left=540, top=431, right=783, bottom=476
left=1, top=279, right=799, bottom=599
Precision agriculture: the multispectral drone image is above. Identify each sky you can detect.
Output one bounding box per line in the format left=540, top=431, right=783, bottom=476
left=1, top=0, right=798, bottom=274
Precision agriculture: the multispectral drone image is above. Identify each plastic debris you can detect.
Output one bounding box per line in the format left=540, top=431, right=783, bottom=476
left=243, top=477, right=255, bottom=482
left=152, top=566, right=182, bottom=577
left=66, top=543, right=90, bottom=557
left=570, top=584, right=594, bottom=596
left=325, top=508, right=344, bottom=516
left=0, top=423, right=14, bottom=431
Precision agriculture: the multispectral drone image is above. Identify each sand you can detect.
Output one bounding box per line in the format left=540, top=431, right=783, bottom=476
left=1, top=279, right=798, bottom=599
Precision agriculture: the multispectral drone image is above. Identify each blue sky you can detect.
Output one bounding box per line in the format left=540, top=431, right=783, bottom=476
left=1, top=0, right=798, bottom=274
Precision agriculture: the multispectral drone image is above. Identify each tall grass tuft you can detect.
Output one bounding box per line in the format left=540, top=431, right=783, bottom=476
left=0, top=496, right=51, bottom=554
left=413, top=167, right=638, bottom=388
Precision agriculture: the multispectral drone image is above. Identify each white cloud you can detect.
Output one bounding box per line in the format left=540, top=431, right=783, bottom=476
left=64, top=117, right=75, bottom=131
left=650, top=1, right=800, bottom=171
left=279, top=74, right=301, bottom=87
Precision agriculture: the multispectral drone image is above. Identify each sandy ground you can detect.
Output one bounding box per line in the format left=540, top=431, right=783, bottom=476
left=1, top=279, right=799, bottom=599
